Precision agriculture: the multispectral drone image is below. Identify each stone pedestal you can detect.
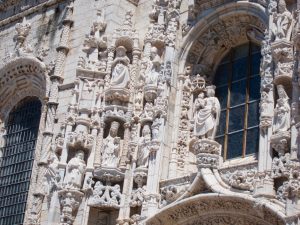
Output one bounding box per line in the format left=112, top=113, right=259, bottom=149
left=190, top=138, right=222, bottom=170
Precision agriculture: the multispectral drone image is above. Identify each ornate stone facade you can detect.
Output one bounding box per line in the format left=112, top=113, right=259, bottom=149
left=0, top=0, right=300, bottom=225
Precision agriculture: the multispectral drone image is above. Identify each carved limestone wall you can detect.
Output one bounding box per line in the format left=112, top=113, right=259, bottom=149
left=0, top=0, right=300, bottom=225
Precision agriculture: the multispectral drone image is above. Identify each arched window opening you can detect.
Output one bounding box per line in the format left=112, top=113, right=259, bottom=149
left=0, top=97, right=41, bottom=225
left=214, top=43, right=261, bottom=160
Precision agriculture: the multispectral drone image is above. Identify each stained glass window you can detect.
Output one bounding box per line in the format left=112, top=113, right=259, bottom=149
left=214, top=43, right=261, bottom=160
left=0, top=97, right=41, bottom=225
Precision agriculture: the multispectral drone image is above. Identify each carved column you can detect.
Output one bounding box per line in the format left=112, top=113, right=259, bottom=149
left=120, top=122, right=131, bottom=169
left=255, top=28, right=276, bottom=197
left=292, top=12, right=300, bottom=160
left=169, top=72, right=185, bottom=178
left=94, top=120, right=105, bottom=167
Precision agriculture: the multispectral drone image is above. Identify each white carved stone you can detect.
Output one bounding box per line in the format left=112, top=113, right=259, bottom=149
left=193, top=86, right=220, bottom=139
left=190, top=138, right=222, bottom=169
left=102, top=121, right=121, bottom=168
left=88, top=181, right=122, bottom=208
left=63, top=150, right=86, bottom=190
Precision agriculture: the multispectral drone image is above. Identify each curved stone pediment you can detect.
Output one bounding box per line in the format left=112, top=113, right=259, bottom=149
left=146, top=194, right=285, bottom=225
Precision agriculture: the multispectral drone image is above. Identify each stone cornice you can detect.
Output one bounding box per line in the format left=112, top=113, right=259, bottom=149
left=0, top=0, right=66, bottom=27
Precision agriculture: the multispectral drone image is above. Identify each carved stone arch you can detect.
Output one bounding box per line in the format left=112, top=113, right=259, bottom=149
left=145, top=194, right=286, bottom=225
left=179, top=2, right=268, bottom=76
left=0, top=56, right=49, bottom=122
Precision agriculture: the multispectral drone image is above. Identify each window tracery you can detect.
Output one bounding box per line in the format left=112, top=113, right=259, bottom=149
left=214, top=42, right=262, bottom=160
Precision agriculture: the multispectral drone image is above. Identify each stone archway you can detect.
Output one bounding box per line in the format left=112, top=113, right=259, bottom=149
left=145, top=194, right=286, bottom=225
left=178, top=2, right=268, bottom=76
left=0, top=56, right=49, bottom=122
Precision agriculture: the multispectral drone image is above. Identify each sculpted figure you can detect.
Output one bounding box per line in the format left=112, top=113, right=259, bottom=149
left=273, top=86, right=290, bottom=133
left=151, top=118, right=161, bottom=140
left=102, top=121, right=121, bottom=167
left=111, top=46, right=130, bottom=89
left=137, top=125, right=152, bottom=168
left=64, top=150, right=86, bottom=189
left=193, top=86, right=220, bottom=139
left=145, top=46, right=161, bottom=87
left=273, top=0, right=292, bottom=40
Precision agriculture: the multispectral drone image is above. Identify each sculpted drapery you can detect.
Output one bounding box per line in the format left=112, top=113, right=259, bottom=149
left=102, top=121, right=121, bottom=168
left=64, top=150, right=86, bottom=189
left=193, top=86, right=220, bottom=139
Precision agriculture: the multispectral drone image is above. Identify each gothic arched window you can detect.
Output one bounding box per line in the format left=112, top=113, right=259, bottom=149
left=0, top=97, right=41, bottom=225
left=214, top=43, right=261, bottom=160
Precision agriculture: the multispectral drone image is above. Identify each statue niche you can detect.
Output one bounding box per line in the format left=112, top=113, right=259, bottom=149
left=270, top=85, right=291, bottom=157
left=273, top=85, right=290, bottom=134
left=193, top=85, right=220, bottom=139
left=101, top=121, right=122, bottom=168
left=63, top=150, right=86, bottom=190
left=272, top=0, right=292, bottom=41
left=105, top=45, right=131, bottom=102
left=111, top=46, right=130, bottom=89
left=144, top=46, right=161, bottom=87
left=144, top=46, right=162, bottom=102
left=137, top=124, right=152, bottom=168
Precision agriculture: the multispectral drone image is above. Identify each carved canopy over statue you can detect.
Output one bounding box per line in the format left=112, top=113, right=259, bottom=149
left=111, top=46, right=130, bottom=89
left=102, top=121, right=121, bottom=168
left=144, top=46, right=161, bottom=87
left=63, top=150, right=86, bottom=189
left=193, top=86, right=220, bottom=139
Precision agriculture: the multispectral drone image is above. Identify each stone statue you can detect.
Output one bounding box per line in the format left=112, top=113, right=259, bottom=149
left=145, top=46, right=161, bottom=87
left=102, top=121, right=121, bottom=168
left=64, top=150, right=86, bottom=189
left=193, top=86, right=220, bottom=139
left=111, top=46, right=130, bottom=89
left=273, top=85, right=290, bottom=134
left=151, top=118, right=161, bottom=140
left=137, top=124, right=151, bottom=168
left=273, top=0, right=292, bottom=41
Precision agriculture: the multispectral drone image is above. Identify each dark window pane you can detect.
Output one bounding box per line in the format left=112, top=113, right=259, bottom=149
left=215, top=86, right=228, bottom=109
left=214, top=63, right=229, bottom=87
left=248, top=101, right=260, bottom=128
left=251, top=52, right=261, bottom=75
left=215, top=135, right=225, bottom=147
left=249, top=75, right=261, bottom=101
left=0, top=98, right=41, bottom=225
left=227, top=131, right=244, bottom=159
left=232, top=57, right=247, bottom=81
left=233, top=44, right=249, bottom=59
left=228, top=105, right=245, bottom=132
left=216, top=110, right=227, bottom=136
left=246, top=127, right=259, bottom=155
left=230, top=80, right=246, bottom=106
